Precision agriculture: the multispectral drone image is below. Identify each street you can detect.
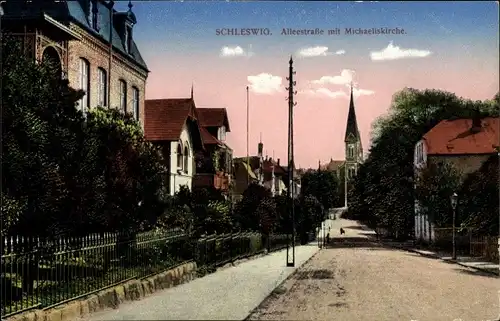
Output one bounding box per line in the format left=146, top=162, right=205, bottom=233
left=248, top=218, right=500, bottom=321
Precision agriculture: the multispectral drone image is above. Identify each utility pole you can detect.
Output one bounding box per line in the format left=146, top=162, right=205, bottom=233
left=286, top=56, right=297, bottom=268
left=246, top=86, right=250, bottom=188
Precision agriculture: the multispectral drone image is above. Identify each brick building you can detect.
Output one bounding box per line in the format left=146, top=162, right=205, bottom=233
left=2, top=0, right=149, bottom=125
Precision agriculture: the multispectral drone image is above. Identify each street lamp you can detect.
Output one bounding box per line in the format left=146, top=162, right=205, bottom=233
left=450, top=192, right=458, bottom=260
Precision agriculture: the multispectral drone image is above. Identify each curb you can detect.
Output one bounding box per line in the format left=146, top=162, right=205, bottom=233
left=243, top=245, right=323, bottom=320
left=384, top=242, right=499, bottom=277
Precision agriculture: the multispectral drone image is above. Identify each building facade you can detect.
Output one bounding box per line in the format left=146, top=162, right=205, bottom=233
left=2, top=0, right=148, bottom=125
left=144, top=97, right=204, bottom=195
left=195, top=107, right=233, bottom=193
left=414, top=117, right=500, bottom=243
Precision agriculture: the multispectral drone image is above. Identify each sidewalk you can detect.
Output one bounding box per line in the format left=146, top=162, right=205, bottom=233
left=82, top=235, right=327, bottom=320
left=381, top=240, right=499, bottom=276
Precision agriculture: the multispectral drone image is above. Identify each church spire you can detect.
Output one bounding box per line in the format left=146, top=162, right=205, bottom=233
left=344, top=82, right=360, bottom=143
left=190, top=83, right=194, bottom=99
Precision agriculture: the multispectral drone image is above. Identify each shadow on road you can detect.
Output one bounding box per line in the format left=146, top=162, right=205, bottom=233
left=323, top=236, right=389, bottom=250
left=342, top=225, right=373, bottom=231
left=453, top=267, right=499, bottom=279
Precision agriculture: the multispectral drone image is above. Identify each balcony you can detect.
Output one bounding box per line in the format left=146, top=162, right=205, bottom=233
left=195, top=146, right=233, bottom=176
left=193, top=172, right=230, bottom=191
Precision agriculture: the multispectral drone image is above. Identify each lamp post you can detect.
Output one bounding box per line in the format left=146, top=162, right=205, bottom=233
left=450, top=192, right=458, bottom=260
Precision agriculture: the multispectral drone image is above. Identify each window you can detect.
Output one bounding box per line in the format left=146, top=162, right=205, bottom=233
left=78, top=58, right=90, bottom=112
left=119, top=80, right=127, bottom=113
left=183, top=146, right=189, bottom=173
left=347, top=145, right=355, bottom=159
left=88, top=0, right=98, bottom=30
left=177, top=143, right=183, bottom=169
left=218, top=126, right=226, bottom=142
left=125, top=25, right=133, bottom=53
left=416, top=143, right=424, bottom=163
left=97, top=68, right=107, bottom=107
left=132, top=86, right=139, bottom=120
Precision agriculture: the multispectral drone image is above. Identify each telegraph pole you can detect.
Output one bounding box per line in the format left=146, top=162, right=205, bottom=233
left=286, top=56, right=297, bottom=268
left=246, top=86, right=250, bottom=187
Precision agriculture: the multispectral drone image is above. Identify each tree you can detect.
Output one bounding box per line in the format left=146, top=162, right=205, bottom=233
left=165, top=186, right=232, bottom=237
left=233, top=183, right=275, bottom=232
left=347, top=88, right=497, bottom=239
left=1, top=37, right=168, bottom=237
left=2, top=37, right=85, bottom=237
left=415, top=162, right=461, bottom=240
left=300, top=170, right=339, bottom=211
left=459, top=155, right=499, bottom=235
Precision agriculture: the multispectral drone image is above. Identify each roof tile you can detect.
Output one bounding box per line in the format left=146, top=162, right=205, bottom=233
left=197, top=108, right=231, bottom=131
left=144, top=98, right=198, bottom=141
left=423, top=117, right=500, bottom=155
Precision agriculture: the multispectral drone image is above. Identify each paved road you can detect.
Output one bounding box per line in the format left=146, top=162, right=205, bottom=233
left=81, top=219, right=338, bottom=320
left=248, top=218, right=500, bottom=321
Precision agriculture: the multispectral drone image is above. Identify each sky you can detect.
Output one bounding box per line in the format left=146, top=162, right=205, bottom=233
left=118, top=0, right=499, bottom=168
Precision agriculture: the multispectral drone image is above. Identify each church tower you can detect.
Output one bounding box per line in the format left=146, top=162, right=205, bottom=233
left=343, top=84, right=363, bottom=206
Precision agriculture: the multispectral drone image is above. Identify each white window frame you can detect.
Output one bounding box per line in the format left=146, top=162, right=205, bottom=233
left=218, top=126, right=226, bottom=142
left=183, top=145, right=189, bottom=174
left=119, top=80, right=127, bottom=113
left=177, top=142, right=183, bottom=170
left=132, top=86, right=139, bottom=120
left=79, top=58, right=90, bottom=112
left=97, top=67, right=107, bottom=107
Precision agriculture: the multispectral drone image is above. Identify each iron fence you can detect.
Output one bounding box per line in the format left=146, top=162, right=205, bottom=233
left=1, top=230, right=289, bottom=317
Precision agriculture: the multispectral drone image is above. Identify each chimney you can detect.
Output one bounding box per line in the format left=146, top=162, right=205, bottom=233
left=258, top=142, right=263, bottom=157
left=470, top=117, right=482, bottom=133
left=277, top=158, right=280, bottom=166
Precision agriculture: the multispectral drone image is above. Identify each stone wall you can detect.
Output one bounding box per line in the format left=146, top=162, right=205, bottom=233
left=5, top=262, right=197, bottom=321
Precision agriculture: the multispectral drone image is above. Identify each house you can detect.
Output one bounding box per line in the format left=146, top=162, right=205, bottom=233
left=144, top=97, right=204, bottom=195
left=195, top=108, right=233, bottom=193
left=233, top=156, right=287, bottom=197
left=2, top=0, right=148, bottom=125
left=321, top=84, right=364, bottom=206
left=414, top=116, right=500, bottom=242
left=232, top=160, right=258, bottom=200
left=233, top=140, right=288, bottom=198
left=282, top=160, right=301, bottom=199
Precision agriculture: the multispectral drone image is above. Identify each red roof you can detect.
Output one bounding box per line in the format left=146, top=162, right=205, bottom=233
left=200, top=126, right=221, bottom=145
left=423, top=117, right=500, bottom=155
left=144, top=98, right=198, bottom=141
left=197, top=108, right=231, bottom=132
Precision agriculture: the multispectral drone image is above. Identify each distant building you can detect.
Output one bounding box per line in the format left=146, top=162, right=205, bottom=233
left=233, top=141, right=289, bottom=198
left=321, top=85, right=364, bottom=206
left=2, top=0, right=149, bottom=125
left=414, top=117, right=500, bottom=242
left=144, top=97, right=204, bottom=195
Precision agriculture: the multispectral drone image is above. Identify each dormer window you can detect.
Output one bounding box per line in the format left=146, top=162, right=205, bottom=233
left=218, top=126, right=226, bottom=142
left=88, top=0, right=99, bottom=30
left=124, top=25, right=133, bottom=53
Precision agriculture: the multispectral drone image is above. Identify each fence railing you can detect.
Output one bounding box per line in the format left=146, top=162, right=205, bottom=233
left=1, top=230, right=289, bottom=317
left=431, top=228, right=498, bottom=263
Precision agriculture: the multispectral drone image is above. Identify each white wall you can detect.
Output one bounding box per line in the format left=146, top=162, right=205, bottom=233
left=414, top=139, right=435, bottom=242
left=169, top=124, right=195, bottom=195
left=414, top=201, right=435, bottom=242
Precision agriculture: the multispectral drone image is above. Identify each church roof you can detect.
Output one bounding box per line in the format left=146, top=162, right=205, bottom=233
left=344, top=85, right=361, bottom=142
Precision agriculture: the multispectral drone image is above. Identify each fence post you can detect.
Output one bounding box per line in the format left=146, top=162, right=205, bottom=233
left=230, top=232, right=233, bottom=264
